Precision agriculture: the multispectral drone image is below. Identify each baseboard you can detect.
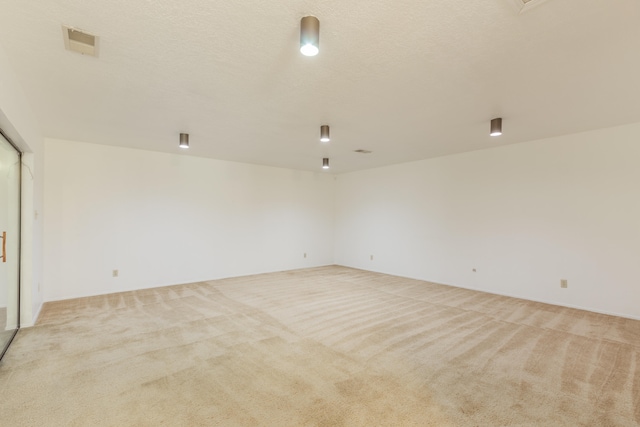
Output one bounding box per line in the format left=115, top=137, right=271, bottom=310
left=335, top=264, right=640, bottom=321
left=20, top=301, right=43, bottom=328
left=451, top=283, right=640, bottom=321
left=43, top=264, right=336, bottom=303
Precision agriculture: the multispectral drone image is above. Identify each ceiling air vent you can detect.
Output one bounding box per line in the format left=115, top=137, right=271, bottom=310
left=510, top=0, right=552, bottom=14
left=62, top=25, right=99, bottom=57
left=354, top=149, right=372, bottom=154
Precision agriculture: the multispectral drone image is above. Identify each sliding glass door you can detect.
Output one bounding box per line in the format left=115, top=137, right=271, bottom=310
left=0, top=131, right=20, bottom=360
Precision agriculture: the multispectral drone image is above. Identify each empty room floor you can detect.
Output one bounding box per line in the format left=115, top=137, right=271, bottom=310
left=1, top=266, right=639, bottom=426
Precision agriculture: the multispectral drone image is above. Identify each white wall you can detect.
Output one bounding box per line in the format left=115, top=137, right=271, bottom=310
left=335, top=122, right=640, bottom=319
left=0, top=143, right=7, bottom=309
left=0, top=139, right=21, bottom=328
left=0, top=43, right=45, bottom=326
left=44, top=139, right=335, bottom=301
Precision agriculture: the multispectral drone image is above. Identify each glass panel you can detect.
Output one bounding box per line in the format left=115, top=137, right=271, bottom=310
left=0, top=132, right=20, bottom=359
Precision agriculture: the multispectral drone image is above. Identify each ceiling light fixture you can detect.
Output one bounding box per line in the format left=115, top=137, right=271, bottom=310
left=490, top=118, right=503, bottom=136
left=320, top=125, right=330, bottom=142
left=322, top=158, right=330, bottom=169
left=300, top=16, right=320, bottom=56
left=179, top=133, right=189, bottom=148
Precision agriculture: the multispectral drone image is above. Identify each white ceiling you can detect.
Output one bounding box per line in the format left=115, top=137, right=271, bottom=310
left=0, top=0, right=639, bottom=173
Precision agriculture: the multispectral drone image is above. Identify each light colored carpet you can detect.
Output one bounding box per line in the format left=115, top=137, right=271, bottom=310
left=1, top=266, right=639, bottom=426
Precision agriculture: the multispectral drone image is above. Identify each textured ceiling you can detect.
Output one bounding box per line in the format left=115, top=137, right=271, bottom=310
left=0, top=0, right=639, bottom=173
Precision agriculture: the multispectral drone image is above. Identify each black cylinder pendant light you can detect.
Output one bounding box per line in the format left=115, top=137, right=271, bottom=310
left=322, top=158, right=329, bottom=169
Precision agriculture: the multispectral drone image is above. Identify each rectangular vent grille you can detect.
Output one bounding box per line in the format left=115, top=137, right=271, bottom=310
left=68, top=29, right=95, bottom=46
left=62, top=25, right=99, bottom=57
left=354, top=149, right=372, bottom=154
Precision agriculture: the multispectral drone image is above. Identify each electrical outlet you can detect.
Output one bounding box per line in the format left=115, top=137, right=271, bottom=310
left=113, top=269, right=119, bottom=277
left=370, top=255, right=374, bottom=261
left=304, top=253, right=307, bottom=258
left=560, top=279, right=567, bottom=288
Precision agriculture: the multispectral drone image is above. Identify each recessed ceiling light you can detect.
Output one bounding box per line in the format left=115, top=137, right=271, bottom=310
left=320, top=125, right=330, bottom=142
left=179, top=133, right=189, bottom=148
left=490, top=118, right=503, bottom=137
left=300, top=16, right=320, bottom=56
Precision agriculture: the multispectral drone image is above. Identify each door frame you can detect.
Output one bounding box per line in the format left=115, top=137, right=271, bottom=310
left=0, top=127, right=22, bottom=360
